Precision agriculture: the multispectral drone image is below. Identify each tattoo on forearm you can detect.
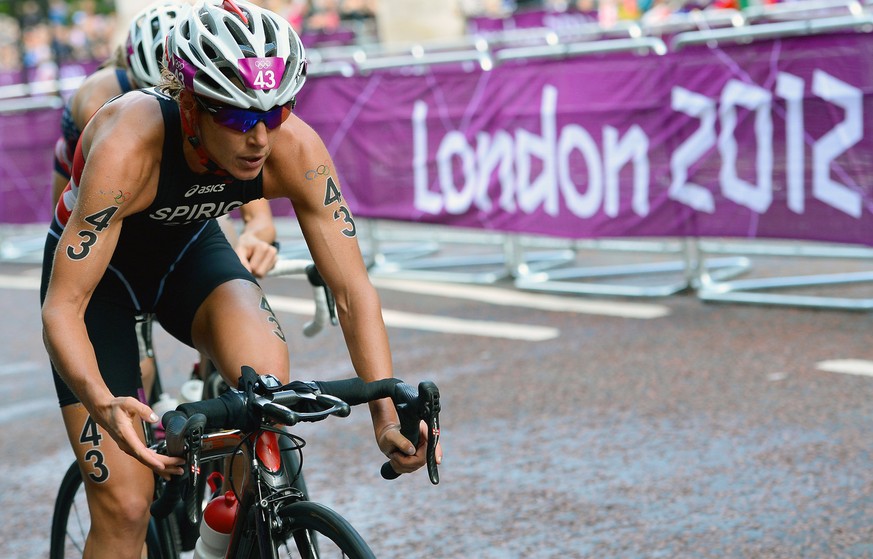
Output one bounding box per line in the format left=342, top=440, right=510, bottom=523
left=323, top=176, right=342, bottom=205
left=333, top=205, right=356, bottom=237
left=100, top=189, right=131, bottom=205
left=260, top=296, right=286, bottom=342
left=66, top=206, right=118, bottom=261
left=320, top=175, right=356, bottom=238
left=305, top=164, right=330, bottom=181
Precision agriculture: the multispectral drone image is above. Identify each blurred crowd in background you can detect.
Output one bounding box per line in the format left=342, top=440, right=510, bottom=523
left=0, top=0, right=783, bottom=76
left=0, top=0, right=380, bottom=74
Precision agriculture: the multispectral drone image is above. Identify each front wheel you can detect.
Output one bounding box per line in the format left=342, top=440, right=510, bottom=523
left=49, top=462, right=89, bottom=559
left=275, top=501, right=375, bottom=559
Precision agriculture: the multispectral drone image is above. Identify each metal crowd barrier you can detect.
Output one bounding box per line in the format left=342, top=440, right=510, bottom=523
left=364, top=221, right=576, bottom=284
left=0, top=75, right=84, bottom=114
left=4, top=0, right=873, bottom=311
left=671, top=13, right=873, bottom=50
left=320, top=0, right=873, bottom=310
left=694, top=240, right=873, bottom=310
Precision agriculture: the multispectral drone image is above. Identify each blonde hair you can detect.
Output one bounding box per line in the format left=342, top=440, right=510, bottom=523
left=158, top=66, right=183, bottom=101
left=98, top=44, right=129, bottom=71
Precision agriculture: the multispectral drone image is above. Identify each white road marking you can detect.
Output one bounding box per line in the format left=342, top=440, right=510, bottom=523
left=0, top=274, right=561, bottom=341
left=267, top=295, right=559, bottom=341
left=0, top=274, right=40, bottom=290
left=380, top=308, right=558, bottom=341
left=265, top=295, right=317, bottom=315
left=0, top=361, right=42, bottom=376
left=816, top=359, right=873, bottom=377
left=372, top=277, right=670, bottom=319
left=0, top=398, right=57, bottom=424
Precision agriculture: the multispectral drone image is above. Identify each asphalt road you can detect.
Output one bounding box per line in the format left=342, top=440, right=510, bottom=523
left=2, top=228, right=873, bottom=558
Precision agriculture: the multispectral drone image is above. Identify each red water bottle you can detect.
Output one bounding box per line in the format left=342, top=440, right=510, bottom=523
left=193, top=491, right=239, bottom=559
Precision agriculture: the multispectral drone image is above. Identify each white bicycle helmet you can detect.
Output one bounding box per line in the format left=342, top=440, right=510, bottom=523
left=126, top=1, right=186, bottom=87
left=166, top=0, right=307, bottom=110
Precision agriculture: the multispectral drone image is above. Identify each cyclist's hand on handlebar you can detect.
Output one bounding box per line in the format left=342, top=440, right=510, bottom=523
left=96, top=396, right=185, bottom=479
left=234, top=234, right=279, bottom=278
left=377, top=421, right=441, bottom=475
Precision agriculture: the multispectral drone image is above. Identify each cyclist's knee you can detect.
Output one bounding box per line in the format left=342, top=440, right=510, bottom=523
left=90, top=488, right=152, bottom=529
left=83, top=461, right=153, bottom=528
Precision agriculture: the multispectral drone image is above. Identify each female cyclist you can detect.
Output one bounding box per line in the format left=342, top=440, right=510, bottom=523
left=40, top=1, right=436, bottom=557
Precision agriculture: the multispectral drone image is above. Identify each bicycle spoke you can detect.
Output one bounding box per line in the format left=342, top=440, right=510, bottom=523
left=64, top=484, right=90, bottom=557
left=278, top=533, right=353, bottom=559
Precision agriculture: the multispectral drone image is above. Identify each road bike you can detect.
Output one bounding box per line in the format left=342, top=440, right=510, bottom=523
left=153, top=366, right=440, bottom=558
left=51, top=365, right=440, bottom=558
left=48, top=258, right=362, bottom=558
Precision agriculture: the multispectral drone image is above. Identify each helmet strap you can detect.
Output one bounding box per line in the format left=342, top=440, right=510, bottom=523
left=178, top=101, right=229, bottom=177
left=222, top=0, right=249, bottom=24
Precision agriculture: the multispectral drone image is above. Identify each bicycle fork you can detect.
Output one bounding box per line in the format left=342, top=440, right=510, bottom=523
left=226, top=431, right=301, bottom=559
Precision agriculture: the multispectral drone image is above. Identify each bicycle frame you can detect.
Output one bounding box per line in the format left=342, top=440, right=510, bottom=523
left=151, top=370, right=440, bottom=558
left=196, top=427, right=306, bottom=558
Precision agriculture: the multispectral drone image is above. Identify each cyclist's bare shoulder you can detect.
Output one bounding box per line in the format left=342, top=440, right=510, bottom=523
left=263, top=114, right=332, bottom=201
left=79, top=91, right=164, bottom=216
left=69, top=66, right=128, bottom=128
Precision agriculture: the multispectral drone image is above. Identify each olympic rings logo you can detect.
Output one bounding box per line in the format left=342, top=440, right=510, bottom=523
left=305, top=164, right=330, bottom=180
left=101, top=189, right=130, bottom=205
left=255, top=59, right=273, bottom=70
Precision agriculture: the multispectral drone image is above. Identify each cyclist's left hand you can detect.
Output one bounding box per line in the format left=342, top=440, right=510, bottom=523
left=377, top=421, right=442, bottom=475
left=234, top=234, right=278, bottom=278
left=97, top=396, right=185, bottom=478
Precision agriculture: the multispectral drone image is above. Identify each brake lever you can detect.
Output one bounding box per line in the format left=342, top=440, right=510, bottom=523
left=182, top=414, right=207, bottom=525
left=322, top=284, right=338, bottom=326
left=419, top=381, right=441, bottom=486
left=380, top=381, right=440, bottom=485
left=304, top=264, right=338, bottom=327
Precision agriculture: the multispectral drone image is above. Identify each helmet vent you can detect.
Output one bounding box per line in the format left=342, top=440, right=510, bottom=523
left=226, top=24, right=250, bottom=52
left=169, top=0, right=307, bottom=108
left=240, top=7, right=256, bottom=33
left=199, top=39, right=218, bottom=62
left=198, top=72, right=220, bottom=93
left=136, top=43, right=147, bottom=66
left=179, top=20, right=191, bottom=41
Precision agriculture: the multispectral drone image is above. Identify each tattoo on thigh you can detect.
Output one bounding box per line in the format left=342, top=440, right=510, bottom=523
left=260, top=296, right=286, bottom=342
left=79, top=415, right=110, bottom=483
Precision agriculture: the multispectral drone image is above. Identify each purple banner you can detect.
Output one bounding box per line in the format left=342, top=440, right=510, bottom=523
left=0, top=108, right=60, bottom=224
left=5, top=33, right=873, bottom=249
left=467, top=8, right=598, bottom=34
left=294, top=31, right=873, bottom=246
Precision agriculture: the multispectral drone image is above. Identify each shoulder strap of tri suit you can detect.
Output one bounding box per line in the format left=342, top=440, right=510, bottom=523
left=115, top=68, right=133, bottom=93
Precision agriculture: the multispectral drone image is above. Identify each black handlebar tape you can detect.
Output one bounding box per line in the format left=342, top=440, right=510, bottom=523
left=305, top=264, right=325, bottom=287
left=176, top=389, right=250, bottom=430
left=380, top=462, right=401, bottom=480
left=261, top=401, right=300, bottom=425
left=381, top=382, right=422, bottom=480
left=314, top=377, right=401, bottom=406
